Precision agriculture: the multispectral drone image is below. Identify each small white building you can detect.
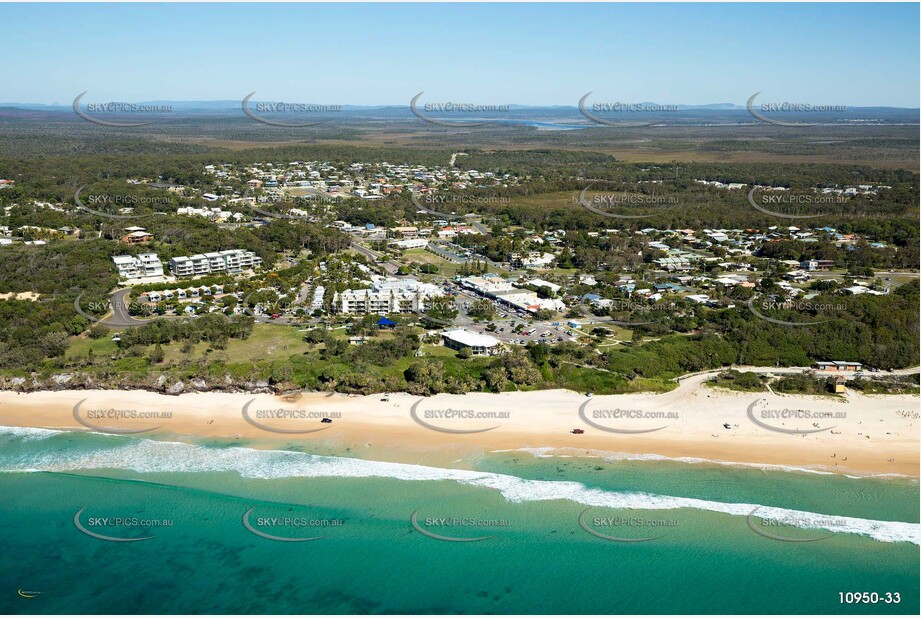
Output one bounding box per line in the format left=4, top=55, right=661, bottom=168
left=441, top=329, right=501, bottom=356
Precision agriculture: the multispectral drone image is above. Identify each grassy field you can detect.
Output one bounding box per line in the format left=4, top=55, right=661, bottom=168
left=400, top=248, right=467, bottom=277
left=65, top=336, right=119, bottom=359
left=159, top=323, right=312, bottom=365
left=585, top=323, right=634, bottom=344
left=508, top=191, right=574, bottom=212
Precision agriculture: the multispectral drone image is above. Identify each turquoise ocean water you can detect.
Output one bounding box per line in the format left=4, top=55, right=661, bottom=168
left=0, top=426, right=917, bottom=614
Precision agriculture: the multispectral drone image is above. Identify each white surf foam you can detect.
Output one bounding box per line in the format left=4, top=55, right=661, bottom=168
left=493, top=447, right=915, bottom=480
left=1, top=436, right=918, bottom=545
left=0, top=425, right=64, bottom=440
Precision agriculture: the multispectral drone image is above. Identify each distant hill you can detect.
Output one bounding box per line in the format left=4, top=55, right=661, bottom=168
left=1, top=100, right=918, bottom=113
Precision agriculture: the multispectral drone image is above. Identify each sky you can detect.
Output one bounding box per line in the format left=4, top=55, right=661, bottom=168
left=2, top=2, right=918, bottom=107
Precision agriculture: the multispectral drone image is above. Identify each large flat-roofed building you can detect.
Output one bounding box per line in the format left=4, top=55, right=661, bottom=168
left=205, top=252, right=225, bottom=271
left=112, top=255, right=140, bottom=278
left=190, top=254, right=210, bottom=275
left=169, top=256, right=195, bottom=277
left=441, top=329, right=500, bottom=356
left=112, top=253, right=164, bottom=279
left=137, top=253, right=164, bottom=277
left=459, top=275, right=515, bottom=295
left=390, top=238, right=428, bottom=250
left=169, top=249, right=262, bottom=277
left=496, top=290, right=566, bottom=314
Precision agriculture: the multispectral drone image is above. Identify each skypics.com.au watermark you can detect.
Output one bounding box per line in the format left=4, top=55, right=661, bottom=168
left=410, top=508, right=509, bottom=542
left=747, top=295, right=844, bottom=327
left=415, top=295, right=496, bottom=330
left=74, top=185, right=170, bottom=219
left=747, top=92, right=847, bottom=127
left=241, top=399, right=341, bottom=434
left=578, top=508, right=677, bottom=542
left=242, top=92, right=342, bottom=127
left=73, top=92, right=172, bottom=127
left=746, top=399, right=844, bottom=435
left=414, top=294, right=462, bottom=328
left=746, top=507, right=844, bottom=543
left=576, top=186, right=679, bottom=220
left=242, top=507, right=342, bottom=542
left=72, top=399, right=169, bottom=434
left=746, top=187, right=849, bottom=219
left=73, top=507, right=173, bottom=542
left=579, top=93, right=678, bottom=127
left=411, top=191, right=510, bottom=220
left=74, top=294, right=147, bottom=323
left=242, top=187, right=340, bottom=220
left=578, top=295, right=685, bottom=328
left=410, top=399, right=510, bottom=434
left=410, top=92, right=510, bottom=128
left=577, top=402, right=678, bottom=434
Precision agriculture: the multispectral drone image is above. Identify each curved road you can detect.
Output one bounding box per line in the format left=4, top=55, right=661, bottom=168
left=350, top=241, right=400, bottom=275
left=101, top=288, right=176, bottom=328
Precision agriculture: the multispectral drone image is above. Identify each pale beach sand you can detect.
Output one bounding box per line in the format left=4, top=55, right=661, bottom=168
left=1, top=372, right=918, bottom=477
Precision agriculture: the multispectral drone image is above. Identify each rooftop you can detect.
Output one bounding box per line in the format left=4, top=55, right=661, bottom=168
left=442, top=328, right=500, bottom=348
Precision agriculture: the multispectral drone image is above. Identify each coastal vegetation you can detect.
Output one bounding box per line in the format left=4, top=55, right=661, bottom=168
left=1, top=135, right=918, bottom=396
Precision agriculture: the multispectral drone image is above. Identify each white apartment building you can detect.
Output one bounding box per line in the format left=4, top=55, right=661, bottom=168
left=112, top=253, right=164, bottom=279
left=169, top=249, right=262, bottom=277
left=310, top=286, right=326, bottom=312
left=389, top=238, right=428, bottom=250
left=335, top=277, right=443, bottom=315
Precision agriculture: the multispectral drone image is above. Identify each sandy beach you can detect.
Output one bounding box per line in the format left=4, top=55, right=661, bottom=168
left=1, top=372, right=918, bottom=477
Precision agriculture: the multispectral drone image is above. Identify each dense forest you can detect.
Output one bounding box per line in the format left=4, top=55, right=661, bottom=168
left=0, top=110, right=917, bottom=165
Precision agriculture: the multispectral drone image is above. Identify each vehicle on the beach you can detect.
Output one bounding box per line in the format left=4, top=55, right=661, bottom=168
left=570, top=428, right=585, bottom=434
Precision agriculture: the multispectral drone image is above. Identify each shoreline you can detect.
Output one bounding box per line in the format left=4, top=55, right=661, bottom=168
left=1, top=375, right=918, bottom=478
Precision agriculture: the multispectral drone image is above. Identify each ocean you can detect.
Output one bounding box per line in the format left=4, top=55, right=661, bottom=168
left=1, top=426, right=917, bottom=614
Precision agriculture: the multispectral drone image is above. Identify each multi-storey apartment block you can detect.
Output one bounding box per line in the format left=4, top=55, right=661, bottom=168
left=168, top=249, right=262, bottom=277
left=112, top=253, right=164, bottom=279
left=335, top=277, right=443, bottom=315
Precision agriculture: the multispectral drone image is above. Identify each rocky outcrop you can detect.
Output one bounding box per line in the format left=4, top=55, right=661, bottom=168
left=0, top=372, right=298, bottom=396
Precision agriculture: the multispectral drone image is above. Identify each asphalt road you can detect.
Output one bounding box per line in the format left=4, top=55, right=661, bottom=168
left=103, top=288, right=154, bottom=328
left=350, top=241, right=400, bottom=275
left=99, top=288, right=180, bottom=329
